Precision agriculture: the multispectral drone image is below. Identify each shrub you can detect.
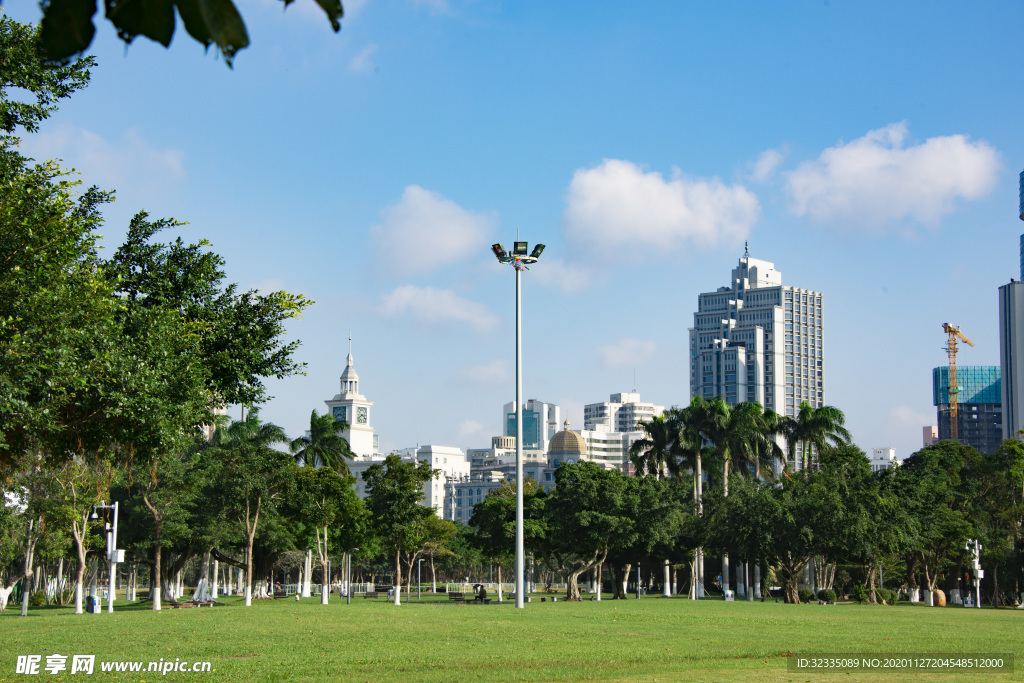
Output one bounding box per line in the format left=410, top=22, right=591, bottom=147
left=29, top=591, right=47, bottom=607
left=798, top=588, right=815, bottom=604
left=853, top=585, right=869, bottom=603
left=817, top=589, right=837, bottom=603
left=877, top=588, right=897, bottom=605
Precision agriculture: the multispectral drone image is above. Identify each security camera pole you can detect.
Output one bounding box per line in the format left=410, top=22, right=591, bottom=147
left=491, top=240, right=545, bottom=609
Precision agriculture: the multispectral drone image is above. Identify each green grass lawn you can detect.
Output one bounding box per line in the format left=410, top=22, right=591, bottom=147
left=1, top=593, right=1021, bottom=682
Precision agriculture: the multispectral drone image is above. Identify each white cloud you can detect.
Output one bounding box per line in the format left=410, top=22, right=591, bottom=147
left=785, top=123, right=1000, bottom=231
left=371, top=185, right=496, bottom=276
left=887, top=405, right=934, bottom=430
left=594, top=338, right=657, bottom=370
left=530, top=257, right=592, bottom=294
left=750, top=148, right=785, bottom=182
left=380, top=285, right=499, bottom=333
left=458, top=419, right=485, bottom=439
left=349, top=44, right=378, bottom=73
left=563, top=159, right=759, bottom=257
left=457, top=359, right=510, bottom=386
left=20, top=124, right=184, bottom=200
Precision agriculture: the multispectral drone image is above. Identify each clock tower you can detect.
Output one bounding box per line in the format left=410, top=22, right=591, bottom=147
left=324, top=335, right=377, bottom=457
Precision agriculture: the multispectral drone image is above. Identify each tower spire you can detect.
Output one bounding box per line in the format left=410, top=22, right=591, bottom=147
left=744, top=240, right=749, bottom=259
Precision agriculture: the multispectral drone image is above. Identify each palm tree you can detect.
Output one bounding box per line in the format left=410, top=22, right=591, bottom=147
left=629, top=413, right=679, bottom=479
left=212, top=410, right=290, bottom=606
left=290, top=410, right=355, bottom=474
left=729, top=404, right=785, bottom=483
left=787, top=401, right=852, bottom=472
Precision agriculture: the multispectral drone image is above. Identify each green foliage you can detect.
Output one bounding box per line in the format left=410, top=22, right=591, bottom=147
left=37, top=0, right=344, bottom=66
left=28, top=591, right=46, bottom=607
left=362, top=455, right=437, bottom=585
left=777, top=401, right=852, bottom=472
left=877, top=587, right=897, bottom=605
left=798, top=588, right=815, bottom=603
left=853, top=584, right=869, bottom=603
left=106, top=214, right=312, bottom=409
left=290, top=411, right=354, bottom=473
left=0, top=16, right=92, bottom=138
left=817, top=588, right=836, bottom=603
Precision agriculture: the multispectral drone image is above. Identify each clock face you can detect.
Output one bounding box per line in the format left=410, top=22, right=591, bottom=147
left=357, top=407, right=368, bottom=424
left=332, top=406, right=347, bottom=423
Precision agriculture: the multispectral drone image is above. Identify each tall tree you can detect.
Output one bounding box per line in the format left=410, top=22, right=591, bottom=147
left=290, top=466, right=362, bottom=604
left=290, top=410, right=355, bottom=474
left=214, top=412, right=294, bottom=606
left=469, top=481, right=520, bottom=602
left=542, top=462, right=637, bottom=601
left=361, top=454, right=437, bottom=605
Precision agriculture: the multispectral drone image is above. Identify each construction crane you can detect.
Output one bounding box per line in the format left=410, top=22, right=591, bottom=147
left=942, top=323, right=975, bottom=441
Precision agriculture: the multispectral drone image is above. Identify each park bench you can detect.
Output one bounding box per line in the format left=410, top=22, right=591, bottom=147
left=448, top=592, right=465, bottom=603
left=363, top=591, right=379, bottom=599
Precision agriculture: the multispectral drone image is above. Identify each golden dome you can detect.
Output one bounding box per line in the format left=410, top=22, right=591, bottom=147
left=548, top=419, right=586, bottom=455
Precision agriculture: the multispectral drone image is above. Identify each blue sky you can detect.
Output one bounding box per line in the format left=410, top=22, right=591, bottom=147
left=7, top=1, right=1024, bottom=459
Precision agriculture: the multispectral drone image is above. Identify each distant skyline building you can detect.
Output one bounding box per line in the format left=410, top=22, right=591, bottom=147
left=923, top=425, right=938, bottom=448
left=583, top=392, right=665, bottom=432
left=933, top=365, right=1002, bottom=455
left=689, top=249, right=823, bottom=469
left=503, top=399, right=560, bottom=452
left=870, top=447, right=898, bottom=472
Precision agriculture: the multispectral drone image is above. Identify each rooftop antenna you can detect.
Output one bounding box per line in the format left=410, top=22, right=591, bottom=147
left=744, top=240, right=749, bottom=259
left=348, top=330, right=352, bottom=356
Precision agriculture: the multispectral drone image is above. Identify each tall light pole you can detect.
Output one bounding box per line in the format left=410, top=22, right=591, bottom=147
left=91, top=501, right=121, bottom=613
left=492, top=241, right=545, bottom=610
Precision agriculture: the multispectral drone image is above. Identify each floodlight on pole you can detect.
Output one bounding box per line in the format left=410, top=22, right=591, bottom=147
left=492, top=235, right=545, bottom=610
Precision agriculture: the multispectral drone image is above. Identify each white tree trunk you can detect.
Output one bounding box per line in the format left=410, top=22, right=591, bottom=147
left=754, top=564, right=761, bottom=598
left=302, top=549, right=312, bottom=598
left=212, top=560, right=219, bottom=600
left=663, top=560, right=671, bottom=597
left=0, top=584, right=15, bottom=612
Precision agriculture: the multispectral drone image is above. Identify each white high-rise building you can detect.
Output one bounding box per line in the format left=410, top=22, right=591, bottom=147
left=583, top=392, right=665, bottom=432
left=689, top=249, right=824, bottom=468
left=323, top=337, right=378, bottom=458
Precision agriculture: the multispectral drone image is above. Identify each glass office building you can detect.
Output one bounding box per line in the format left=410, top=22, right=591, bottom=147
left=932, top=365, right=1002, bottom=455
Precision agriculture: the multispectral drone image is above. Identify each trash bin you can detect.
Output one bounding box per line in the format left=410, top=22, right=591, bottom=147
left=86, top=595, right=101, bottom=613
